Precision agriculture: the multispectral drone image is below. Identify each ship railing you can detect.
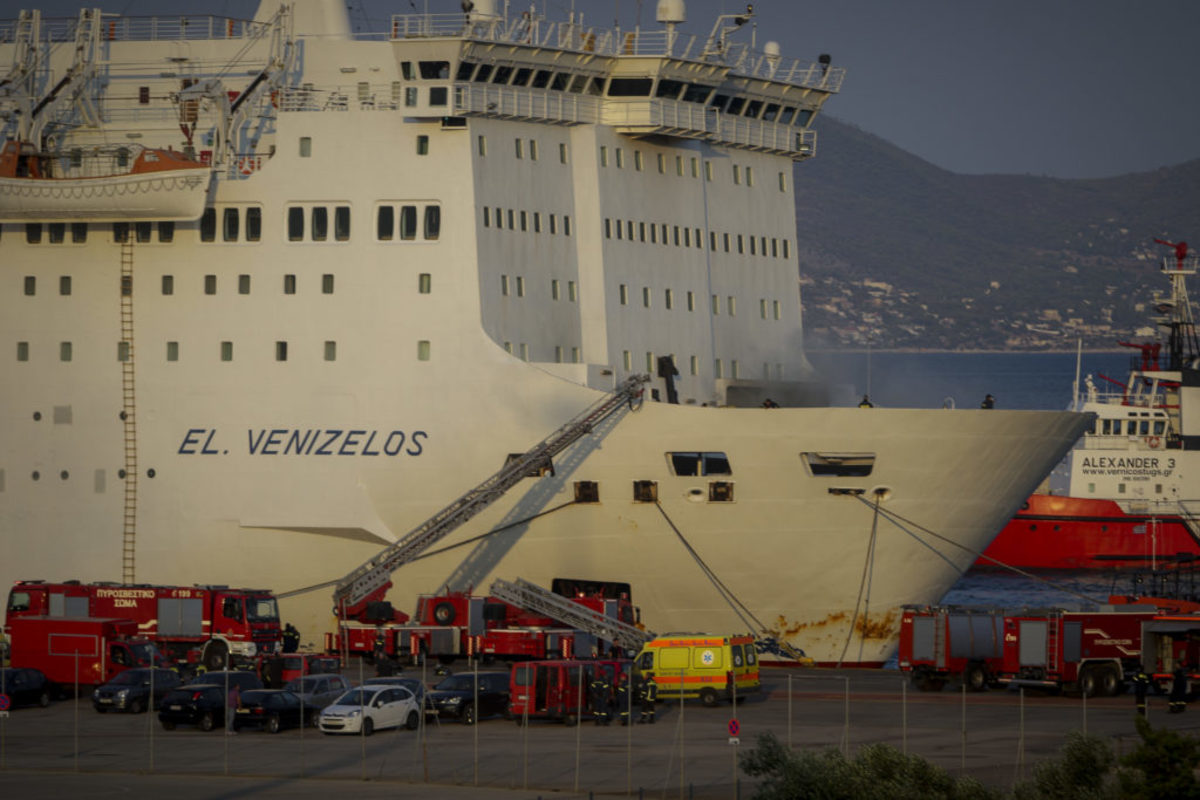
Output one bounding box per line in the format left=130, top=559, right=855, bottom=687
left=0, top=14, right=268, bottom=43
left=453, top=83, right=600, bottom=125
left=387, top=13, right=842, bottom=93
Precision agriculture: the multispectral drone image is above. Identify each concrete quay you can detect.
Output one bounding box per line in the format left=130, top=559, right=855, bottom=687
left=0, top=667, right=1195, bottom=799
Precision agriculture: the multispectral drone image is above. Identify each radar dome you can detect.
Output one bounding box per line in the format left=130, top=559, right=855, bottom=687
left=764, top=41, right=781, bottom=58
left=657, top=0, right=686, bottom=25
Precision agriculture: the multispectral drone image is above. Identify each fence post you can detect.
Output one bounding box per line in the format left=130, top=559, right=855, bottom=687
left=901, top=678, right=907, bottom=755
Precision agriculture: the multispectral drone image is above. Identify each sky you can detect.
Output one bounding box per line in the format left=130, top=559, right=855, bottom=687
left=17, top=0, right=1200, bottom=178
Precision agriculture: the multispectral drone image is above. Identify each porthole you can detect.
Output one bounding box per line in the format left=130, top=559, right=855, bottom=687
left=32, top=471, right=40, bottom=481
left=147, top=468, right=156, bottom=478
left=33, top=411, right=42, bottom=421
left=118, top=469, right=127, bottom=479
left=60, top=470, right=69, bottom=480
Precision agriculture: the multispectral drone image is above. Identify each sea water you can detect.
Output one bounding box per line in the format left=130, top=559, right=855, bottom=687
left=806, top=350, right=1138, bottom=609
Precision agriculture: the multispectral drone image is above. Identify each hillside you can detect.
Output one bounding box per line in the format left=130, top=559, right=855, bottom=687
left=794, top=116, right=1200, bottom=349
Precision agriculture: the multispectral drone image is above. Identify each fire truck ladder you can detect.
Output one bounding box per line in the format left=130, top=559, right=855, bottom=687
left=330, top=374, right=649, bottom=614
left=489, top=577, right=655, bottom=653
left=119, top=240, right=137, bottom=584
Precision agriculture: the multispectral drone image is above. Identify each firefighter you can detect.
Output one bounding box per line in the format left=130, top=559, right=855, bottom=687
left=589, top=672, right=611, bottom=726
left=282, top=623, right=301, bottom=653
left=1170, top=666, right=1188, bottom=713
left=638, top=675, right=657, bottom=724
left=1133, top=668, right=1151, bottom=717
left=615, top=675, right=632, bottom=726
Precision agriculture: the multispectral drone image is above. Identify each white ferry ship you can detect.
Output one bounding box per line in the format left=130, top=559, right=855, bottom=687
left=0, top=1, right=1090, bottom=665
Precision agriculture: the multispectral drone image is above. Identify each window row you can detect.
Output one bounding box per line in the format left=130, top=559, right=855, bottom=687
left=482, top=207, right=572, bottom=236
left=375, top=203, right=442, bottom=242
left=615, top=285, right=783, bottom=320
left=620, top=351, right=785, bottom=382
left=499, top=275, right=577, bottom=301
left=14, top=338, right=434, bottom=363
left=21, top=271, right=434, bottom=297
left=603, top=218, right=791, bottom=259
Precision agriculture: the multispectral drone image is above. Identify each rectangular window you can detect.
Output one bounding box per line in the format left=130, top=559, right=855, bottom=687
left=405, top=86, right=418, bottom=106
left=114, top=222, right=131, bottom=243
left=223, top=208, right=239, bottom=242
left=665, top=288, right=673, bottom=309
left=221, top=341, right=233, bottom=361
left=520, top=210, right=528, bottom=231
left=605, top=219, right=612, bottom=239
left=727, top=296, right=736, bottom=316
left=687, top=291, right=695, bottom=311
left=623, top=350, right=632, bottom=370
left=714, top=358, right=722, bottom=378
left=802, top=452, right=876, bottom=477
left=723, top=233, right=730, bottom=252
left=600, top=146, right=608, bottom=167
left=564, top=216, right=571, bottom=236
left=619, top=284, right=628, bottom=305
left=275, top=341, right=288, bottom=361
left=418, top=273, right=431, bottom=293
left=400, top=205, right=417, bottom=240
left=515, top=138, right=523, bottom=159
left=771, top=238, right=778, bottom=257
left=335, top=206, right=351, bottom=241
left=166, top=341, right=179, bottom=361
left=429, top=87, right=448, bottom=106
left=204, top=275, right=217, bottom=295
left=773, top=300, right=781, bottom=320
left=311, top=207, right=328, bottom=241
left=60, top=341, right=72, bottom=362
left=711, top=294, right=719, bottom=315
left=549, top=213, right=557, bottom=234
left=568, top=281, right=576, bottom=301
left=533, top=212, right=541, bottom=233
left=733, top=165, right=741, bottom=185
left=783, top=240, right=791, bottom=259
left=23, top=276, right=35, bottom=295
left=378, top=206, right=395, bottom=240
left=424, top=205, right=441, bottom=239
left=649, top=224, right=657, bottom=244
left=324, top=341, right=337, bottom=361
left=691, top=157, right=699, bottom=177
left=551, top=279, right=560, bottom=300
left=529, top=140, right=538, bottom=160
left=668, top=452, right=733, bottom=477
left=750, top=236, right=756, bottom=255
left=133, top=221, right=151, bottom=243
left=501, top=275, right=510, bottom=296
left=673, top=226, right=680, bottom=246
left=760, top=299, right=768, bottom=319
left=646, top=352, right=655, bottom=372
left=639, top=222, right=646, bottom=242
left=48, top=223, right=65, bottom=243
left=675, top=155, right=683, bottom=176
left=778, top=171, right=787, bottom=192
left=239, top=274, right=251, bottom=294
left=17, top=342, right=29, bottom=361
left=416, top=135, right=429, bottom=155
left=656, top=153, right=665, bottom=174
left=559, top=142, right=567, bottom=163
left=690, top=355, right=698, bottom=375
left=519, top=343, right=528, bottom=361
left=507, top=209, right=515, bottom=229
left=71, top=223, right=87, bottom=243
left=198, top=208, right=216, bottom=242
left=284, top=274, right=296, bottom=294
left=554, top=345, right=563, bottom=363
left=159, top=221, right=175, bottom=243
left=117, top=341, right=130, bottom=362
left=478, top=134, right=487, bottom=156
left=737, top=234, right=744, bottom=254
left=634, top=151, right=643, bottom=171
left=299, top=136, right=312, bottom=157
left=322, top=274, right=334, bottom=294
left=642, top=286, right=651, bottom=308
left=705, top=160, right=714, bottom=181
left=285, top=206, right=303, bottom=241
left=162, top=275, right=174, bottom=295
left=615, top=148, right=624, bottom=168
left=516, top=276, right=525, bottom=297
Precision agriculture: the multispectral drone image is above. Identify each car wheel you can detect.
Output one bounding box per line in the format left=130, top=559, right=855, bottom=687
left=699, top=688, right=719, bottom=708
left=461, top=705, right=476, bottom=725
left=199, top=711, right=215, bottom=732
left=267, top=714, right=281, bottom=734
left=162, top=720, right=176, bottom=731
left=362, top=717, right=374, bottom=737
left=38, top=691, right=50, bottom=708
left=406, top=710, right=420, bottom=730
left=129, top=698, right=145, bottom=714
left=564, top=713, right=578, bottom=727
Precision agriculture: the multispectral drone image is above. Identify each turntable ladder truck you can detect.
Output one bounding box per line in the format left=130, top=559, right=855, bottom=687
left=488, top=577, right=655, bottom=653
left=329, top=375, right=649, bottom=625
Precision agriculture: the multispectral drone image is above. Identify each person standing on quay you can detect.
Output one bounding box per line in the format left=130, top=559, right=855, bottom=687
left=1169, top=666, right=1189, bottom=714
left=1133, top=668, right=1151, bottom=717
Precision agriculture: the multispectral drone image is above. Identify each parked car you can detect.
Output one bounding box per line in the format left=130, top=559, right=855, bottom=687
left=158, top=684, right=227, bottom=731
left=283, top=673, right=351, bottom=713
left=318, top=685, right=420, bottom=736
left=261, top=652, right=342, bottom=688
left=0, top=667, right=53, bottom=708
left=427, top=671, right=510, bottom=724
left=185, top=670, right=263, bottom=693
left=92, top=667, right=181, bottom=713
left=232, top=689, right=309, bottom=733
left=363, top=676, right=428, bottom=707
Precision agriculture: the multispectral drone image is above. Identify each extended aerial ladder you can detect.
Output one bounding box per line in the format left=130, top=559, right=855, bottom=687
left=489, top=577, right=654, bottom=652
left=329, top=375, right=649, bottom=621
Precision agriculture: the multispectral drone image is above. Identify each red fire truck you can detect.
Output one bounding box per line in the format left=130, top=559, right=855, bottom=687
left=898, top=606, right=1005, bottom=692
left=6, top=616, right=164, bottom=689
left=6, top=580, right=281, bottom=670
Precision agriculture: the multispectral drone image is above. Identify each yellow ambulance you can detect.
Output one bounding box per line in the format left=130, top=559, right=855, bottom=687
left=634, top=634, right=759, bottom=706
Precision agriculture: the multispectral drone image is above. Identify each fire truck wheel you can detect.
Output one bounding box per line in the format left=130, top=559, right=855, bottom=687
left=267, top=714, right=282, bottom=734
left=202, top=641, right=229, bottom=672
left=699, top=688, right=719, bottom=707
left=199, top=711, right=215, bottom=732
left=406, top=710, right=420, bottom=730
left=433, top=602, right=456, bottom=625
left=964, top=663, right=988, bottom=693
left=1078, top=666, right=1098, bottom=698
left=129, top=698, right=145, bottom=714
left=1099, top=666, right=1122, bottom=697
left=461, top=705, right=476, bottom=725
left=514, top=716, right=525, bottom=726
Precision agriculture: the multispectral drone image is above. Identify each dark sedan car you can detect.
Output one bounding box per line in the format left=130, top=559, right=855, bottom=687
left=184, top=670, right=263, bottom=692
left=93, top=668, right=181, bottom=714
left=0, top=667, right=53, bottom=709
left=427, top=672, right=510, bottom=724
left=158, top=684, right=227, bottom=731
left=232, top=689, right=309, bottom=733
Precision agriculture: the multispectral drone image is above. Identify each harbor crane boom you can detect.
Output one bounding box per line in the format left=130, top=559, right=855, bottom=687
left=331, top=375, right=649, bottom=620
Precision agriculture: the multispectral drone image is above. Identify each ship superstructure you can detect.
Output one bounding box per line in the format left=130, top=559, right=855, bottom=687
left=0, top=1, right=1090, bottom=664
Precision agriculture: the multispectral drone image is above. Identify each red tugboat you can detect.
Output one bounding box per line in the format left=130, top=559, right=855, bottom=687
left=980, top=239, right=1200, bottom=569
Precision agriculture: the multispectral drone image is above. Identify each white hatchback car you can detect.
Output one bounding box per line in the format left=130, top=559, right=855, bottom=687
left=318, top=685, right=420, bottom=735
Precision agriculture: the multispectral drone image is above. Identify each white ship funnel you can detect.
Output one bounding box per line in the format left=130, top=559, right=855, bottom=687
left=255, top=0, right=352, bottom=38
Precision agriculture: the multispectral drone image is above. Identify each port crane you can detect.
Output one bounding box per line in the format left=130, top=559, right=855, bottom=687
left=328, top=375, right=648, bottom=622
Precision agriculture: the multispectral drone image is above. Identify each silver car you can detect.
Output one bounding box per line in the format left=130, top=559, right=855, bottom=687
left=284, top=673, right=351, bottom=714
left=318, top=685, right=420, bottom=736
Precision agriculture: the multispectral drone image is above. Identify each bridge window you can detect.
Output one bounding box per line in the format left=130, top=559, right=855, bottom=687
left=608, top=78, right=652, bottom=97
left=551, top=73, right=569, bottom=91
left=531, top=69, right=552, bottom=89
left=668, top=452, right=732, bottom=477
left=779, top=106, right=796, bottom=124
left=655, top=79, right=684, bottom=99
left=513, top=67, right=533, bottom=86
left=682, top=83, right=714, bottom=103
left=762, top=103, right=780, bottom=122
left=802, top=452, right=876, bottom=477
left=744, top=99, right=763, bottom=118
left=419, top=61, right=450, bottom=79
left=457, top=61, right=477, bottom=81
left=726, top=97, right=746, bottom=115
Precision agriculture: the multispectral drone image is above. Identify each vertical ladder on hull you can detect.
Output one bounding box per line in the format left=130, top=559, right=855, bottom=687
left=489, top=577, right=655, bottom=652
left=1046, top=615, right=1061, bottom=676
left=119, top=240, right=137, bottom=584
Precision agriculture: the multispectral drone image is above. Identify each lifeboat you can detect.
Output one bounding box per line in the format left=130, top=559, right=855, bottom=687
left=0, top=140, right=212, bottom=223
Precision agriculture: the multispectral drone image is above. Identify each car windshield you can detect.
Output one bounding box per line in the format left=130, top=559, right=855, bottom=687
left=109, top=670, right=148, bottom=686
left=333, top=688, right=378, bottom=706
left=435, top=675, right=483, bottom=692
left=286, top=677, right=323, bottom=692
left=247, top=597, right=279, bottom=622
